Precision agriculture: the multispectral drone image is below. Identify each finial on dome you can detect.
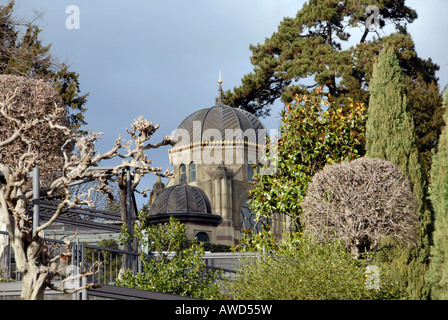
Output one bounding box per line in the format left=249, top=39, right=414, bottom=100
left=217, top=71, right=224, bottom=106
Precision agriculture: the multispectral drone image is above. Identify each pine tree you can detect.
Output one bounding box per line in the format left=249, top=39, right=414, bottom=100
left=365, top=46, right=433, bottom=299
left=224, top=0, right=444, bottom=173
left=224, top=0, right=418, bottom=116
left=427, top=92, right=448, bottom=299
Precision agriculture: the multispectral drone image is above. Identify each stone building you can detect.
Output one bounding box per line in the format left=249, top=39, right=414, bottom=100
left=147, top=79, right=285, bottom=246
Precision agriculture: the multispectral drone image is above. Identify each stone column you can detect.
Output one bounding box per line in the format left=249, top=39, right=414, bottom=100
left=214, top=165, right=234, bottom=245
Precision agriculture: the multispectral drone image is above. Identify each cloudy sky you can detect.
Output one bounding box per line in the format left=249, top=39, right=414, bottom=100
left=11, top=0, right=448, bottom=207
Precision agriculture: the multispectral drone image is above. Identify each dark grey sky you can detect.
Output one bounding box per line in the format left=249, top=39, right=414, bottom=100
left=12, top=0, right=448, bottom=208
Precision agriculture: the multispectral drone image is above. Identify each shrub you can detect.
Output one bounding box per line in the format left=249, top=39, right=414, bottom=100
left=302, top=158, right=419, bottom=258
left=219, top=232, right=405, bottom=300
left=427, top=92, right=448, bottom=299
left=116, top=216, right=220, bottom=299
left=0, top=74, right=67, bottom=186
left=248, top=90, right=366, bottom=230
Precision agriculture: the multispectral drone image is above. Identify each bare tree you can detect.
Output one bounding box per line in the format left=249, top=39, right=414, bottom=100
left=0, top=75, right=67, bottom=186
left=302, top=157, right=419, bottom=258
left=69, top=179, right=120, bottom=213
left=0, top=75, right=172, bottom=299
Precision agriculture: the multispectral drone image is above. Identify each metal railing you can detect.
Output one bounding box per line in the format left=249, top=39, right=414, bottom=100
left=1, top=230, right=244, bottom=298
left=0, top=231, right=141, bottom=284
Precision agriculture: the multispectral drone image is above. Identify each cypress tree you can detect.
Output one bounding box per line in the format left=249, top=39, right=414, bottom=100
left=427, top=92, right=448, bottom=299
left=365, top=46, right=433, bottom=299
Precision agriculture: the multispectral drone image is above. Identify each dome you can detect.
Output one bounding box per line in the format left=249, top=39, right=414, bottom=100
left=170, top=88, right=266, bottom=153
left=150, top=185, right=212, bottom=215
left=148, top=185, right=221, bottom=225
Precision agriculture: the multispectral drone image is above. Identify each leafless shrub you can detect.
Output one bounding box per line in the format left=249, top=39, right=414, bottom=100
left=0, top=74, right=67, bottom=187
left=302, top=157, right=419, bottom=258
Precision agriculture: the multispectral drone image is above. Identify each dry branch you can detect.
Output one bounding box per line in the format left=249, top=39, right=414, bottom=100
left=0, top=74, right=172, bottom=299
left=302, top=157, right=419, bottom=257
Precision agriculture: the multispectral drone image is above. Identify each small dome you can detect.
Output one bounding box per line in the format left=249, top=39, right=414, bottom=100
left=150, top=185, right=212, bottom=215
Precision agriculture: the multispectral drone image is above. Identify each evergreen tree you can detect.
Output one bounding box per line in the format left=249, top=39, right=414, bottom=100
left=365, top=46, right=432, bottom=299
left=0, top=1, right=88, bottom=131
left=224, top=0, right=443, bottom=173
left=427, top=92, right=448, bottom=300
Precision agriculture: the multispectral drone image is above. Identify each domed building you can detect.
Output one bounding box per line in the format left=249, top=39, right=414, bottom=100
left=148, top=78, right=277, bottom=246
left=147, top=185, right=222, bottom=242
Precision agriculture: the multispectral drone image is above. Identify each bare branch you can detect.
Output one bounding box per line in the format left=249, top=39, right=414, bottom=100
left=48, top=260, right=104, bottom=294
left=0, top=75, right=172, bottom=299
left=302, top=158, right=419, bottom=257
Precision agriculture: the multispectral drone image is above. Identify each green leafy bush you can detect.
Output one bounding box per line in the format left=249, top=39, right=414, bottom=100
left=116, top=216, right=220, bottom=299
left=249, top=90, right=367, bottom=229
left=219, top=232, right=406, bottom=300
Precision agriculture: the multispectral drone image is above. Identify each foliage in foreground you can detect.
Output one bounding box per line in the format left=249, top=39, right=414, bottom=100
left=427, top=91, right=448, bottom=299
left=218, top=231, right=406, bottom=300
left=117, top=216, right=220, bottom=299
left=365, top=46, right=432, bottom=300
left=248, top=89, right=367, bottom=230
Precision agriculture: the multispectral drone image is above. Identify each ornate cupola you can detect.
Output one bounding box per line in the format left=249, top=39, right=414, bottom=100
left=149, top=75, right=270, bottom=245
left=168, top=76, right=267, bottom=167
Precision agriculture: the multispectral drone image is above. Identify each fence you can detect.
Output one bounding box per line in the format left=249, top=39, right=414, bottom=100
left=0, top=230, right=142, bottom=299
left=0, top=231, right=140, bottom=276
left=0, top=167, right=245, bottom=299
left=0, top=230, right=252, bottom=299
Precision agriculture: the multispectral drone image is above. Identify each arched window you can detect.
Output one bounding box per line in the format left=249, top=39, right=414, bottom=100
left=179, top=164, right=186, bottom=185
left=189, top=161, right=196, bottom=183
left=195, top=232, right=210, bottom=243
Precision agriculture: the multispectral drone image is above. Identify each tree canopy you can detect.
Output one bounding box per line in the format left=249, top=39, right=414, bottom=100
left=365, top=46, right=432, bottom=300
left=248, top=89, right=366, bottom=229
left=224, top=0, right=443, bottom=173
left=0, top=75, right=67, bottom=185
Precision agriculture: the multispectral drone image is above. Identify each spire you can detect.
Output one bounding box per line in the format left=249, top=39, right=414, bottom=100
left=217, top=71, right=224, bottom=106
left=149, top=175, right=165, bottom=206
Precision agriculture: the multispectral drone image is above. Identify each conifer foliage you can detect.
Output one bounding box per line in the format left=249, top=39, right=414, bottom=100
left=223, top=0, right=419, bottom=116
left=0, top=1, right=88, bottom=131
left=365, top=46, right=433, bottom=299
left=225, top=0, right=444, bottom=174
left=427, top=92, right=448, bottom=300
